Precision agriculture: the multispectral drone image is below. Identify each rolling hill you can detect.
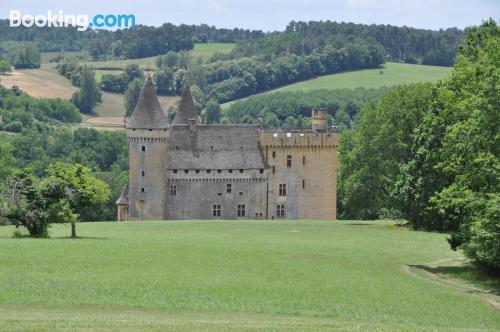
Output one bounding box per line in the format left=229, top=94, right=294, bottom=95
left=222, top=62, right=452, bottom=109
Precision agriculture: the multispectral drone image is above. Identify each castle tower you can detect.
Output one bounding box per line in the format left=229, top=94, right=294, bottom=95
left=125, top=75, right=170, bottom=220
left=172, top=82, right=199, bottom=125
left=311, top=108, right=327, bottom=132
left=259, top=108, right=338, bottom=220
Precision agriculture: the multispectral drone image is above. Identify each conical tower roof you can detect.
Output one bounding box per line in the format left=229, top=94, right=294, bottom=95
left=127, top=75, right=169, bottom=129
left=116, top=185, right=128, bottom=205
left=172, top=82, right=199, bottom=125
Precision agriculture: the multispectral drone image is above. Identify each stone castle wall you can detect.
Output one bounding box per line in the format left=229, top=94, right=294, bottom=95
left=260, top=131, right=338, bottom=220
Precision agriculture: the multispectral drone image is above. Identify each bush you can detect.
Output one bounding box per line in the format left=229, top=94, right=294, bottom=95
left=100, top=74, right=127, bottom=93
left=14, top=44, right=41, bottom=69
left=4, top=121, right=23, bottom=132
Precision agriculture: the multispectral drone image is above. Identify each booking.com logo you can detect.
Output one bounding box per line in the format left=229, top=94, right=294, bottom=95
left=9, top=10, right=136, bottom=31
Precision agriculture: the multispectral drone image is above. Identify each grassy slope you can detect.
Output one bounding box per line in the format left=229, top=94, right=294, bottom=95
left=221, top=62, right=452, bottom=109
left=191, top=43, right=236, bottom=62
left=0, top=220, right=498, bottom=331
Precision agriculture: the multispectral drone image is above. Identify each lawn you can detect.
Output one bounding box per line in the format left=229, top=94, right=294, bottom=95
left=221, top=62, right=452, bottom=109
left=0, top=220, right=498, bottom=331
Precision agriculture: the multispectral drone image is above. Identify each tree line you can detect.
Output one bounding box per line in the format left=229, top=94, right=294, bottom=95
left=338, top=20, right=499, bottom=272
left=224, top=87, right=389, bottom=129
left=150, top=41, right=384, bottom=103
left=231, top=20, right=464, bottom=66
left=0, top=20, right=263, bottom=60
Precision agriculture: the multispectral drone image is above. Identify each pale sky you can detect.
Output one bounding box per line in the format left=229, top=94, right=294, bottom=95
left=1, top=0, right=498, bottom=31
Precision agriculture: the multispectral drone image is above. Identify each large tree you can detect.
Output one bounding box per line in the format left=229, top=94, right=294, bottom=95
left=71, top=66, right=101, bottom=114
left=338, top=83, right=433, bottom=219
left=39, top=163, right=111, bottom=238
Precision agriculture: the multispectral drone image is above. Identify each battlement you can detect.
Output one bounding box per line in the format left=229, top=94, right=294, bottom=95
left=259, top=131, right=338, bottom=149
left=127, top=128, right=169, bottom=141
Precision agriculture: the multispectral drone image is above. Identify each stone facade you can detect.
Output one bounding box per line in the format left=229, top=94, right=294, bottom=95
left=120, top=78, right=338, bottom=221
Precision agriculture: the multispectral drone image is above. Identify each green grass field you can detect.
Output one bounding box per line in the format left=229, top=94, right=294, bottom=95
left=191, top=43, right=236, bottom=62
left=275, top=62, right=452, bottom=92
left=221, top=62, right=452, bottom=109
left=0, top=220, right=498, bottom=331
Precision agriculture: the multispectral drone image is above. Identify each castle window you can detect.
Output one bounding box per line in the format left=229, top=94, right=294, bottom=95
left=287, top=155, right=292, bottom=167
left=259, top=169, right=264, bottom=174
left=239, top=169, right=243, bottom=173
left=240, top=146, right=243, bottom=151
left=303, top=156, right=306, bottom=165
left=173, top=169, right=178, bottom=174
left=207, top=170, right=211, bottom=174
left=226, top=183, right=232, bottom=194
left=279, top=184, right=287, bottom=196
left=175, top=145, right=179, bottom=150
left=170, top=185, right=176, bottom=196
left=210, top=146, right=214, bottom=151
left=217, top=170, right=222, bottom=174
left=141, top=146, right=146, bottom=151
left=272, top=166, right=275, bottom=174
left=213, top=204, right=221, bottom=217
left=239, top=192, right=243, bottom=196
left=141, top=170, right=145, bottom=177
left=141, top=188, right=145, bottom=193
left=149, top=129, right=153, bottom=131
left=195, top=170, right=200, bottom=174
left=229, top=169, right=233, bottom=173
left=217, top=192, right=222, bottom=196
left=272, top=151, right=276, bottom=158
left=303, top=179, right=306, bottom=189
left=277, top=204, right=285, bottom=218
left=184, top=170, right=189, bottom=174
left=237, top=204, right=246, bottom=217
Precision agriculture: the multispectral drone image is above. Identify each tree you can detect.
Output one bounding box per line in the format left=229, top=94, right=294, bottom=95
left=99, top=74, right=126, bottom=93
left=40, top=163, right=111, bottom=238
left=71, top=66, right=101, bottom=114
left=394, top=20, right=499, bottom=272
left=153, top=68, right=173, bottom=95
left=2, top=171, right=49, bottom=237
left=0, top=59, right=11, bottom=74
left=14, top=44, right=41, bottom=69
left=338, top=83, right=433, bottom=219
left=204, top=99, right=221, bottom=124
left=124, top=78, right=144, bottom=117
left=123, top=64, right=144, bottom=83
left=0, top=143, right=15, bottom=185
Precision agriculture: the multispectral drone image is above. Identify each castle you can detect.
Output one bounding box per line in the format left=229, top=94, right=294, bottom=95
left=116, top=76, right=338, bottom=221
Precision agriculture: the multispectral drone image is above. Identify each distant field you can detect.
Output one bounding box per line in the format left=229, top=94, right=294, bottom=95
left=84, top=43, right=235, bottom=71
left=222, top=62, right=452, bottom=108
left=276, top=62, right=451, bottom=92
left=0, top=65, right=77, bottom=99
left=40, top=51, right=83, bottom=64
left=191, top=43, right=235, bottom=61
left=0, top=220, right=498, bottom=331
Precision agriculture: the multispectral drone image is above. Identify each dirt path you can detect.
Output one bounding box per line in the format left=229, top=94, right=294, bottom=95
left=404, top=258, right=500, bottom=310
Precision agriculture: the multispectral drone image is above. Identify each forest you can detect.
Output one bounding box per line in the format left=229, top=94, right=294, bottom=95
left=0, top=19, right=462, bottom=65
left=337, top=20, right=499, bottom=272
